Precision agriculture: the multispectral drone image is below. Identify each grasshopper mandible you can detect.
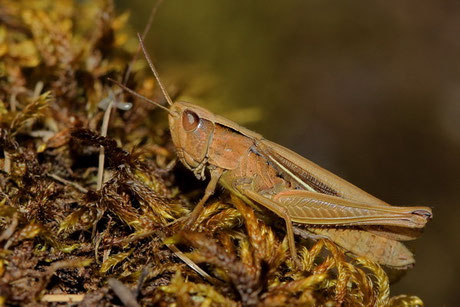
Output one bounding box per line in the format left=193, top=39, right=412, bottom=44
left=113, top=34, right=432, bottom=269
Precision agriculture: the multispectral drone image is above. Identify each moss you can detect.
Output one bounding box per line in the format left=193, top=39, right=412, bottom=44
left=0, top=0, right=423, bottom=306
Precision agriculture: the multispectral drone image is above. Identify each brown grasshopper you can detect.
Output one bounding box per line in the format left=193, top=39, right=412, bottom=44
left=113, top=34, right=432, bottom=269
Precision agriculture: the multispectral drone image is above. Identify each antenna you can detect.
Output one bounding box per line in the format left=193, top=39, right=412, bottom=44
left=137, top=33, right=174, bottom=106
left=108, top=78, right=174, bottom=115
left=122, top=0, right=164, bottom=85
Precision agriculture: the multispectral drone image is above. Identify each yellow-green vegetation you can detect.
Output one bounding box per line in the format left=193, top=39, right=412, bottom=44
left=0, top=0, right=424, bottom=306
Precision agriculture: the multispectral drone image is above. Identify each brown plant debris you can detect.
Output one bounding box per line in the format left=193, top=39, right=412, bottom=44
left=0, top=0, right=424, bottom=306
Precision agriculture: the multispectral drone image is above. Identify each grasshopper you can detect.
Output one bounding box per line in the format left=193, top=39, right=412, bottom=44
left=113, top=34, right=432, bottom=269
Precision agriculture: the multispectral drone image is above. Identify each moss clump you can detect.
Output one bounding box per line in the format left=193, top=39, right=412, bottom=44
left=0, top=0, right=423, bottom=306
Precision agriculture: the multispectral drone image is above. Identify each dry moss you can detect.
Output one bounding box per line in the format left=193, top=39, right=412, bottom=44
left=0, top=0, right=424, bottom=306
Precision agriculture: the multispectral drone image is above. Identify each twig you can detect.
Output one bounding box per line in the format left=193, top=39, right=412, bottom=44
left=108, top=279, right=140, bottom=307
left=41, top=294, right=85, bottom=303
left=48, top=173, right=88, bottom=193
left=135, top=267, right=149, bottom=298
left=97, top=99, right=114, bottom=190
left=97, top=0, right=165, bottom=190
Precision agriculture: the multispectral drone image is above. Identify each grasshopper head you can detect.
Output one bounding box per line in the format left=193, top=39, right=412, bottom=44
left=123, top=35, right=216, bottom=178
left=169, top=101, right=215, bottom=178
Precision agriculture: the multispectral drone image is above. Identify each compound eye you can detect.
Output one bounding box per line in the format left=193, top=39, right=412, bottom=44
left=182, top=110, right=200, bottom=132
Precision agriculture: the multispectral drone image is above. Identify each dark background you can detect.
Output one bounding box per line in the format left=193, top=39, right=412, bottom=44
left=116, top=1, right=460, bottom=305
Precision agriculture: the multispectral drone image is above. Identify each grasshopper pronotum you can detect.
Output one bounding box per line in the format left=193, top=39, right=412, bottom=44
left=113, top=34, right=432, bottom=269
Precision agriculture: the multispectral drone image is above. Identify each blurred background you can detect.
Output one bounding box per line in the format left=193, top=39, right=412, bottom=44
left=115, top=1, right=460, bottom=305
